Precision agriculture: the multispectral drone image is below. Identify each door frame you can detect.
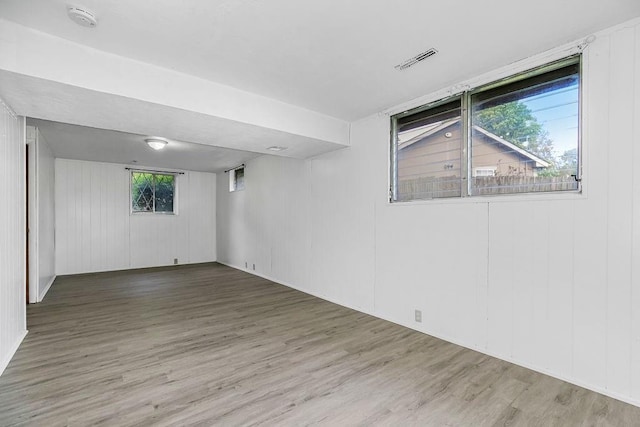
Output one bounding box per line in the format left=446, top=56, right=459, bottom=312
left=26, top=127, right=38, bottom=304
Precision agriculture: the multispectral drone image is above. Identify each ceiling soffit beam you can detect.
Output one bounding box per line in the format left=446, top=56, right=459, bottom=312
left=0, top=71, right=343, bottom=159
left=0, top=19, right=349, bottom=151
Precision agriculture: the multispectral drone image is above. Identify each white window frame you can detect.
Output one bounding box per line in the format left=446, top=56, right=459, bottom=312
left=473, top=167, right=497, bottom=177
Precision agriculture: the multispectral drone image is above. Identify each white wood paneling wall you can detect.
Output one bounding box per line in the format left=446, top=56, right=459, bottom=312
left=217, top=18, right=640, bottom=406
left=216, top=156, right=309, bottom=287
left=27, top=126, right=56, bottom=303
left=56, top=159, right=216, bottom=275
left=0, top=98, right=26, bottom=376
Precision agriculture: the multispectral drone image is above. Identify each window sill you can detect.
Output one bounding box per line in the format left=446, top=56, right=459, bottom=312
left=388, top=190, right=585, bottom=206
left=130, top=211, right=178, bottom=216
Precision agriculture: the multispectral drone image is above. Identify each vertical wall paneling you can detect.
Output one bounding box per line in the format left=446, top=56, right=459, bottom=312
left=571, top=32, right=610, bottom=389
left=55, top=160, right=129, bottom=274
left=527, top=203, right=550, bottom=369
left=216, top=172, right=247, bottom=269
left=486, top=203, right=516, bottom=359
left=631, top=24, right=640, bottom=401
left=26, top=126, right=56, bottom=303
left=80, top=162, right=90, bottom=269
left=55, top=159, right=216, bottom=275
left=216, top=18, right=640, bottom=406
left=509, top=203, right=540, bottom=365
left=37, top=130, right=56, bottom=301
left=90, top=163, right=100, bottom=270
left=307, top=122, right=377, bottom=312
left=544, top=201, right=575, bottom=375
left=0, top=98, right=26, bottom=376
left=309, top=150, right=364, bottom=306
left=253, top=158, right=306, bottom=286
left=99, top=164, right=108, bottom=271
left=244, top=156, right=310, bottom=289
left=27, top=127, right=37, bottom=303
left=605, top=26, right=635, bottom=396
left=188, top=172, right=215, bottom=264
left=55, top=159, right=67, bottom=274
left=474, top=203, right=490, bottom=351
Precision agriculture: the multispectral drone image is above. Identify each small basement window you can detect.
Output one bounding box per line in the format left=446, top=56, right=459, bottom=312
left=473, top=167, right=497, bottom=177
left=131, top=171, right=176, bottom=213
left=229, top=166, right=245, bottom=192
left=390, top=55, right=581, bottom=201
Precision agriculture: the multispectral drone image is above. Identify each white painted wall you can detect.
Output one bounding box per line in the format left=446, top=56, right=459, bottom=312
left=56, top=159, right=216, bottom=275
left=217, top=156, right=311, bottom=288
left=217, top=18, right=640, bottom=406
left=27, top=126, right=56, bottom=302
left=0, top=98, right=26, bottom=376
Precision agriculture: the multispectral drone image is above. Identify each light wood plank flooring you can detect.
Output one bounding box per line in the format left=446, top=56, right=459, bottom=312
left=1, top=263, right=639, bottom=426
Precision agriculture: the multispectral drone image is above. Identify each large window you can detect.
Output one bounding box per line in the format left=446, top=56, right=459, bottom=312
left=391, top=56, right=581, bottom=201
left=131, top=171, right=176, bottom=213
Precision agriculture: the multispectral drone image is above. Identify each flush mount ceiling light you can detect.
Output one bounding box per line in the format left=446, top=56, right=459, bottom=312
left=67, top=6, right=98, bottom=27
left=145, top=138, right=169, bottom=150
left=267, top=146, right=288, bottom=152
left=395, top=48, right=438, bottom=71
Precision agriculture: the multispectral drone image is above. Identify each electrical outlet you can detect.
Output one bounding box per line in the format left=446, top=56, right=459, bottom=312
left=174, top=258, right=178, bottom=265
left=252, top=264, right=256, bottom=271
left=414, top=309, right=422, bottom=323
left=245, top=262, right=248, bottom=268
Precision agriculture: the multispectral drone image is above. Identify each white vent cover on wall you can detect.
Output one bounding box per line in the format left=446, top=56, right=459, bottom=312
left=395, top=48, right=438, bottom=71
left=67, top=6, right=98, bottom=27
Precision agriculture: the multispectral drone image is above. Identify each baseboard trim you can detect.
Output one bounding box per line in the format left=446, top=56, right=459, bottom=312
left=369, top=313, right=640, bottom=409
left=216, top=260, right=640, bottom=408
left=38, top=275, right=56, bottom=302
left=56, top=260, right=218, bottom=277
left=0, top=330, right=28, bottom=377
left=215, top=261, right=374, bottom=316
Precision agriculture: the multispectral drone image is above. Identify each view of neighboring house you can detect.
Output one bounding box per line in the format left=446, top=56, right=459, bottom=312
left=397, top=118, right=550, bottom=182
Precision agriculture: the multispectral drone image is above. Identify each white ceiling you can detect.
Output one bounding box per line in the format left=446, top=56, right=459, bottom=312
left=2, top=0, right=639, bottom=121
left=28, top=118, right=260, bottom=173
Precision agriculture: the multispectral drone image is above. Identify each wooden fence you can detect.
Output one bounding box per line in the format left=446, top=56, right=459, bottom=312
left=397, top=175, right=578, bottom=200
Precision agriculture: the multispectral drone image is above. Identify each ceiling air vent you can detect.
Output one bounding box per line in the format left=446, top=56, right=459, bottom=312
left=395, top=48, right=438, bottom=71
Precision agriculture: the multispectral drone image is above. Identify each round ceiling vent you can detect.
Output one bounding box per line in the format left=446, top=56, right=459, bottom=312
left=67, top=7, right=98, bottom=27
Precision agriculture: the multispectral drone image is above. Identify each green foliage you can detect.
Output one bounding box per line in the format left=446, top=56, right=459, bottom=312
left=131, top=172, right=174, bottom=212
left=132, top=172, right=154, bottom=211
left=155, top=174, right=175, bottom=212
left=557, top=148, right=578, bottom=175
left=474, top=102, right=540, bottom=145
left=474, top=101, right=569, bottom=176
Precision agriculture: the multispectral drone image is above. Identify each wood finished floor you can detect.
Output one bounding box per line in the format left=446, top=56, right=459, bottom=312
left=1, top=263, right=639, bottom=426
